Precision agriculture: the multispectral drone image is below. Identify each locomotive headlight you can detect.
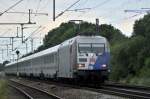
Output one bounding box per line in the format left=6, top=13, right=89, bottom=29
left=78, top=64, right=85, bottom=67
left=102, top=64, right=107, bottom=68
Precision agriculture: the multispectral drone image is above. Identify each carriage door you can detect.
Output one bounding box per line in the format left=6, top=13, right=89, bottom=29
left=58, top=44, right=71, bottom=78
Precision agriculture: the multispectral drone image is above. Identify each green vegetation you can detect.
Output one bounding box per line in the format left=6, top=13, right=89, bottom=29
left=110, top=14, right=150, bottom=86
left=40, top=22, right=126, bottom=50
left=0, top=80, right=7, bottom=99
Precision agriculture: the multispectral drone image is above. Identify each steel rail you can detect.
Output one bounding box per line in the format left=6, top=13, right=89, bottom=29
left=8, top=84, right=33, bottom=99
left=8, top=77, right=150, bottom=99
left=9, top=80, right=62, bottom=99
left=32, top=79, right=150, bottom=99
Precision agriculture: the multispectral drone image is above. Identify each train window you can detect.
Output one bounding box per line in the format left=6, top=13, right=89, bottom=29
left=92, top=44, right=104, bottom=54
left=78, top=43, right=91, bottom=53
left=78, top=43, right=105, bottom=54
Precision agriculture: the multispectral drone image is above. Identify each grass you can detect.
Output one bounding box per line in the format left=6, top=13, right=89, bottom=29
left=119, top=76, right=150, bottom=87
left=128, top=77, right=150, bottom=86
left=0, top=79, right=8, bottom=99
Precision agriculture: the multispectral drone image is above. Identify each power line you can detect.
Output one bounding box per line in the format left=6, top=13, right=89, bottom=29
left=72, top=0, right=88, bottom=9
left=0, top=0, right=24, bottom=16
left=54, top=0, right=81, bottom=21
left=77, top=0, right=111, bottom=18
left=24, top=26, right=42, bottom=41
left=1, top=11, right=48, bottom=16
left=67, top=8, right=91, bottom=12
left=91, top=0, right=111, bottom=9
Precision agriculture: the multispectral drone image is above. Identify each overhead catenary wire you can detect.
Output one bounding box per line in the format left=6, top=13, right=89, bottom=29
left=0, top=11, right=48, bottom=16
left=24, top=26, right=43, bottom=41
left=0, top=0, right=24, bottom=16
left=77, top=0, right=111, bottom=17
left=71, top=0, right=89, bottom=10
left=55, top=0, right=81, bottom=20
left=92, top=0, right=111, bottom=9
left=67, top=8, right=91, bottom=12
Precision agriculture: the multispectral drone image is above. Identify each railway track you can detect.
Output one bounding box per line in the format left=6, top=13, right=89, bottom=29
left=45, top=81, right=150, bottom=98
left=30, top=79, right=150, bottom=99
left=104, top=82, right=150, bottom=92
left=8, top=79, right=62, bottom=99
left=89, top=85, right=150, bottom=99
left=8, top=77, right=150, bottom=99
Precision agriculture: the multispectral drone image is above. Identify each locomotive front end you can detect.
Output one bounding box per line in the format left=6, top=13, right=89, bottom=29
left=76, top=36, right=110, bottom=82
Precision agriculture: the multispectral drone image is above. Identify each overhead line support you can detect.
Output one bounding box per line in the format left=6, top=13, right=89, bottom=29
left=53, top=0, right=55, bottom=21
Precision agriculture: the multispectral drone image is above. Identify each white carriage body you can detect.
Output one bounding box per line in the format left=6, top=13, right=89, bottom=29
left=5, top=35, right=110, bottom=79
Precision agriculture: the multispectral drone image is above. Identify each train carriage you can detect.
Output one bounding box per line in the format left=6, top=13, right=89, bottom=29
left=5, top=35, right=110, bottom=82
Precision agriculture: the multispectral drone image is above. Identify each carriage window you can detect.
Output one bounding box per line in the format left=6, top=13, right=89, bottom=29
left=92, top=44, right=104, bottom=53
left=78, top=43, right=91, bottom=53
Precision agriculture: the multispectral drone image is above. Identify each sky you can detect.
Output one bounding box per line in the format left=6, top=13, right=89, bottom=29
left=0, top=0, right=150, bottom=63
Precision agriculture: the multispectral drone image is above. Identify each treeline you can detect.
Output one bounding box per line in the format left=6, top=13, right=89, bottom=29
left=110, top=14, right=150, bottom=85
left=38, top=22, right=126, bottom=51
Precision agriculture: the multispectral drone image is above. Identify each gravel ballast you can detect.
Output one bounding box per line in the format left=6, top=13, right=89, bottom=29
left=11, top=78, right=126, bottom=99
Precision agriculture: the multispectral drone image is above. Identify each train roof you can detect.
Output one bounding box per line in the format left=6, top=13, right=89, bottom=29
left=76, top=35, right=106, bottom=40
left=62, top=35, right=106, bottom=44
left=6, top=45, right=60, bottom=67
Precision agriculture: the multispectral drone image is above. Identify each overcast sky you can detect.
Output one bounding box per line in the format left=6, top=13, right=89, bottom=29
left=0, top=0, right=150, bottom=63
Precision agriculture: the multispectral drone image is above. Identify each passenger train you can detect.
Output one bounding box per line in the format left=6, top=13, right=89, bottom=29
left=5, top=35, right=110, bottom=82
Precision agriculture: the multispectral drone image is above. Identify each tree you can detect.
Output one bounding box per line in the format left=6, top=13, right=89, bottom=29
left=42, top=22, right=126, bottom=50
left=110, top=14, right=150, bottom=84
left=133, top=14, right=150, bottom=38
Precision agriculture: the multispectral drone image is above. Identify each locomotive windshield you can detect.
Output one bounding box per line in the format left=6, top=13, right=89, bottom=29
left=92, top=44, right=104, bottom=53
left=78, top=43, right=104, bottom=53
left=78, top=43, right=91, bottom=53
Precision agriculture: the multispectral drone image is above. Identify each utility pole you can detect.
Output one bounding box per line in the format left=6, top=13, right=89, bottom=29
left=0, top=9, right=36, bottom=43
left=21, top=24, right=24, bottom=43
left=29, top=9, right=31, bottom=24
left=0, top=37, right=21, bottom=52
left=96, top=18, right=99, bottom=33
left=53, top=0, right=55, bottom=21
left=11, top=37, right=14, bottom=51
left=16, top=27, right=19, bottom=37
left=1, top=49, right=3, bottom=60
left=31, top=38, right=33, bottom=52
left=26, top=42, right=28, bottom=54
left=0, top=22, right=36, bottom=44
left=6, top=45, right=9, bottom=56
